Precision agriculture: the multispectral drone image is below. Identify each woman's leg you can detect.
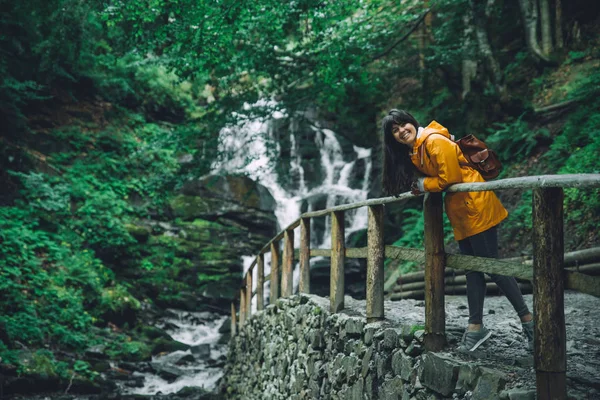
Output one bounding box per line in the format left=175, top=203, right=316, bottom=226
left=458, top=236, right=487, bottom=326
left=466, top=226, right=531, bottom=320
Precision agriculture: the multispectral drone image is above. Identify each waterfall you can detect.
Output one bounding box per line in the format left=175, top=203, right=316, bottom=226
left=211, top=105, right=372, bottom=302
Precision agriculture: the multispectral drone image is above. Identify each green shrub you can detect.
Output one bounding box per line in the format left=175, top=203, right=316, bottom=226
left=485, top=114, right=550, bottom=161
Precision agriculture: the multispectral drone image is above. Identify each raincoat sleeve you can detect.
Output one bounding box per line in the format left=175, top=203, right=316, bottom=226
left=422, top=138, right=463, bottom=192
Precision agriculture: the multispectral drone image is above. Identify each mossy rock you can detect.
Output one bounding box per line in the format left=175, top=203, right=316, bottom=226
left=151, top=337, right=190, bottom=355
left=125, top=223, right=152, bottom=243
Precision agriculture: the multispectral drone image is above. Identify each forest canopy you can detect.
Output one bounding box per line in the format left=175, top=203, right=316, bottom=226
left=0, top=0, right=599, bottom=394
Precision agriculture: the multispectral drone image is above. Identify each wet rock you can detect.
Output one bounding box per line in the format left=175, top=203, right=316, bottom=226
left=175, top=353, right=196, bottom=365
left=151, top=337, right=190, bottom=354
left=218, top=317, right=231, bottom=334
left=152, top=364, right=185, bottom=382
left=191, top=343, right=211, bottom=359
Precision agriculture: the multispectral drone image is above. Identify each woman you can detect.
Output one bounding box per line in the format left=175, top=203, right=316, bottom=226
left=381, top=109, right=534, bottom=352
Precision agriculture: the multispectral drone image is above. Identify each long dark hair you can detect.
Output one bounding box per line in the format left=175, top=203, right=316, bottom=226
left=381, top=109, right=420, bottom=195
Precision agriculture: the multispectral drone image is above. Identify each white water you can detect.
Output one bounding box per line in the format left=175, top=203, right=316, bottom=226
left=127, top=311, right=228, bottom=395
left=120, top=107, right=372, bottom=396
left=212, top=105, right=372, bottom=303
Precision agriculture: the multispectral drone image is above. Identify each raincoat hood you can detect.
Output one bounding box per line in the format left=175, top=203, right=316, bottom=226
left=413, top=120, right=453, bottom=154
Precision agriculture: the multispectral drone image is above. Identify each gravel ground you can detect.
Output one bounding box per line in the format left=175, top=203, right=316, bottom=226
left=344, top=291, right=600, bottom=399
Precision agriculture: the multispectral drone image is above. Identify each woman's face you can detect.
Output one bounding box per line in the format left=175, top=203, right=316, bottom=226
left=392, top=122, right=417, bottom=147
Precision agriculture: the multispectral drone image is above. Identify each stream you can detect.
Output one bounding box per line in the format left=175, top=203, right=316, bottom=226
left=123, top=310, right=228, bottom=396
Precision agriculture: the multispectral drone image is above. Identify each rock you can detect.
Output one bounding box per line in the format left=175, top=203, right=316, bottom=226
left=152, top=364, right=185, bottom=382
left=382, top=328, right=400, bottom=350
left=471, top=367, right=507, bottom=400
left=191, top=344, right=211, bottom=359
left=419, top=353, right=461, bottom=397
left=345, top=319, right=365, bottom=338
left=91, top=360, right=111, bottom=373
left=456, top=363, right=480, bottom=394
left=499, top=389, right=536, bottom=400
left=175, top=353, right=196, bottom=365
left=405, top=342, right=423, bottom=357
left=413, top=330, right=425, bottom=343
left=125, top=223, right=151, bottom=243
left=151, top=337, right=190, bottom=354
left=84, top=344, right=109, bottom=360
left=218, top=317, right=232, bottom=334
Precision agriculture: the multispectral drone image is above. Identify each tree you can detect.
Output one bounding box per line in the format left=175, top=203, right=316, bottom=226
left=518, top=0, right=552, bottom=62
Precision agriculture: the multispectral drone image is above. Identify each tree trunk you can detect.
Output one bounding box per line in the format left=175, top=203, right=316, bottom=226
left=518, top=0, right=551, bottom=62
left=469, top=0, right=507, bottom=98
left=462, top=7, right=477, bottom=99
left=555, top=0, right=564, bottom=48
left=540, top=0, right=553, bottom=54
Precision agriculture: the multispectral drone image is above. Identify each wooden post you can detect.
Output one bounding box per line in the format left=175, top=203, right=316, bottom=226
left=257, top=255, right=264, bottom=311
left=246, top=270, right=253, bottom=317
left=330, top=211, right=345, bottom=313
left=367, top=205, right=385, bottom=322
left=300, top=218, right=311, bottom=294
left=239, top=288, right=246, bottom=327
left=282, top=229, right=295, bottom=297
left=423, top=193, right=447, bottom=351
left=533, top=187, right=566, bottom=399
left=231, top=302, right=237, bottom=336
left=270, top=242, right=280, bottom=304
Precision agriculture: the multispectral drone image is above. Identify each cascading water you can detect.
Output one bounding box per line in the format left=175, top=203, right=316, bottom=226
left=119, top=106, right=372, bottom=397
left=211, top=105, right=372, bottom=301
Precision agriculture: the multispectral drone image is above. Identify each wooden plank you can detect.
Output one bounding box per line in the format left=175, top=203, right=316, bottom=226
left=445, top=174, right=600, bottom=193
left=257, top=255, right=264, bottom=311
left=446, top=254, right=533, bottom=281
left=390, top=282, right=533, bottom=301
left=423, top=193, right=446, bottom=351
left=565, top=270, right=600, bottom=298
left=246, top=272, right=252, bottom=318
left=239, top=289, right=246, bottom=327
left=385, top=246, right=426, bottom=262
left=299, top=174, right=599, bottom=219
left=282, top=229, right=294, bottom=297
left=299, top=218, right=311, bottom=294
left=330, top=211, right=345, bottom=313
left=231, top=302, right=237, bottom=336
left=270, top=242, right=280, bottom=304
left=366, top=205, right=385, bottom=322
left=533, top=187, right=566, bottom=400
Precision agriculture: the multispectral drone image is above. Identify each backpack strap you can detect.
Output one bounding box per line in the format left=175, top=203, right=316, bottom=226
left=418, top=133, right=450, bottom=167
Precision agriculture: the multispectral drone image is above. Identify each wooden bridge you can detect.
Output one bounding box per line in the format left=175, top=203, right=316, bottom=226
left=230, top=173, right=600, bottom=400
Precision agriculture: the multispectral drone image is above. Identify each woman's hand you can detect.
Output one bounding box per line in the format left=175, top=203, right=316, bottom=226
left=410, top=180, right=422, bottom=195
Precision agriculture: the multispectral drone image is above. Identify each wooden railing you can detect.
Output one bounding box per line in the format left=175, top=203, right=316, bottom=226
left=230, top=174, right=600, bottom=399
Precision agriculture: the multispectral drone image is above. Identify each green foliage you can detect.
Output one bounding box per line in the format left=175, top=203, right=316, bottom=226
left=99, top=285, right=141, bottom=315
left=485, top=114, right=550, bottom=161
left=106, top=337, right=151, bottom=362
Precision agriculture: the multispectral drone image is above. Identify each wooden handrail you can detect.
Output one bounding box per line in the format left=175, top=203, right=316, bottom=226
left=232, top=173, right=600, bottom=400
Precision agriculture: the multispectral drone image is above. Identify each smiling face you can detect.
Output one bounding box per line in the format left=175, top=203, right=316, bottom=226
left=392, top=122, right=417, bottom=147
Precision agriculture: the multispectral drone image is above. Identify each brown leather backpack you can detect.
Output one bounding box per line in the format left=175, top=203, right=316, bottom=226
left=455, top=134, right=502, bottom=180
left=421, top=133, right=502, bottom=180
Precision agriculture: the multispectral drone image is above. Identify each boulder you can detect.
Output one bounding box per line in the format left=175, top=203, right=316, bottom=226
left=152, top=364, right=185, bottom=383
left=191, top=344, right=211, bottom=359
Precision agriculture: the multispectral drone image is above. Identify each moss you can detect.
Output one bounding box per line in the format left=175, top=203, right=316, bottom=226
left=169, top=195, right=213, bottom=219
left=124, top=223, right=151, bottom=243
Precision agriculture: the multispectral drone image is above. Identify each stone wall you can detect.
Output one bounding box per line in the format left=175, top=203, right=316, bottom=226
left=222, top=294, right=528, bottom=400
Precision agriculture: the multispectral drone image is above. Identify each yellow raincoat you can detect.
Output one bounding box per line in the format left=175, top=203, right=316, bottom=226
left=410, top=121, right=508, bottom=241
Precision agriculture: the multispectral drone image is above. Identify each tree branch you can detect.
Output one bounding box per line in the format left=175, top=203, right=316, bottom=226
left=368, top=9, right=432, bottom=64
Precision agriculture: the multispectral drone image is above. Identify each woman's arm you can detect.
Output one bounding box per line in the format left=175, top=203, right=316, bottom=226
left=421, top=138, right=463, bottom=192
